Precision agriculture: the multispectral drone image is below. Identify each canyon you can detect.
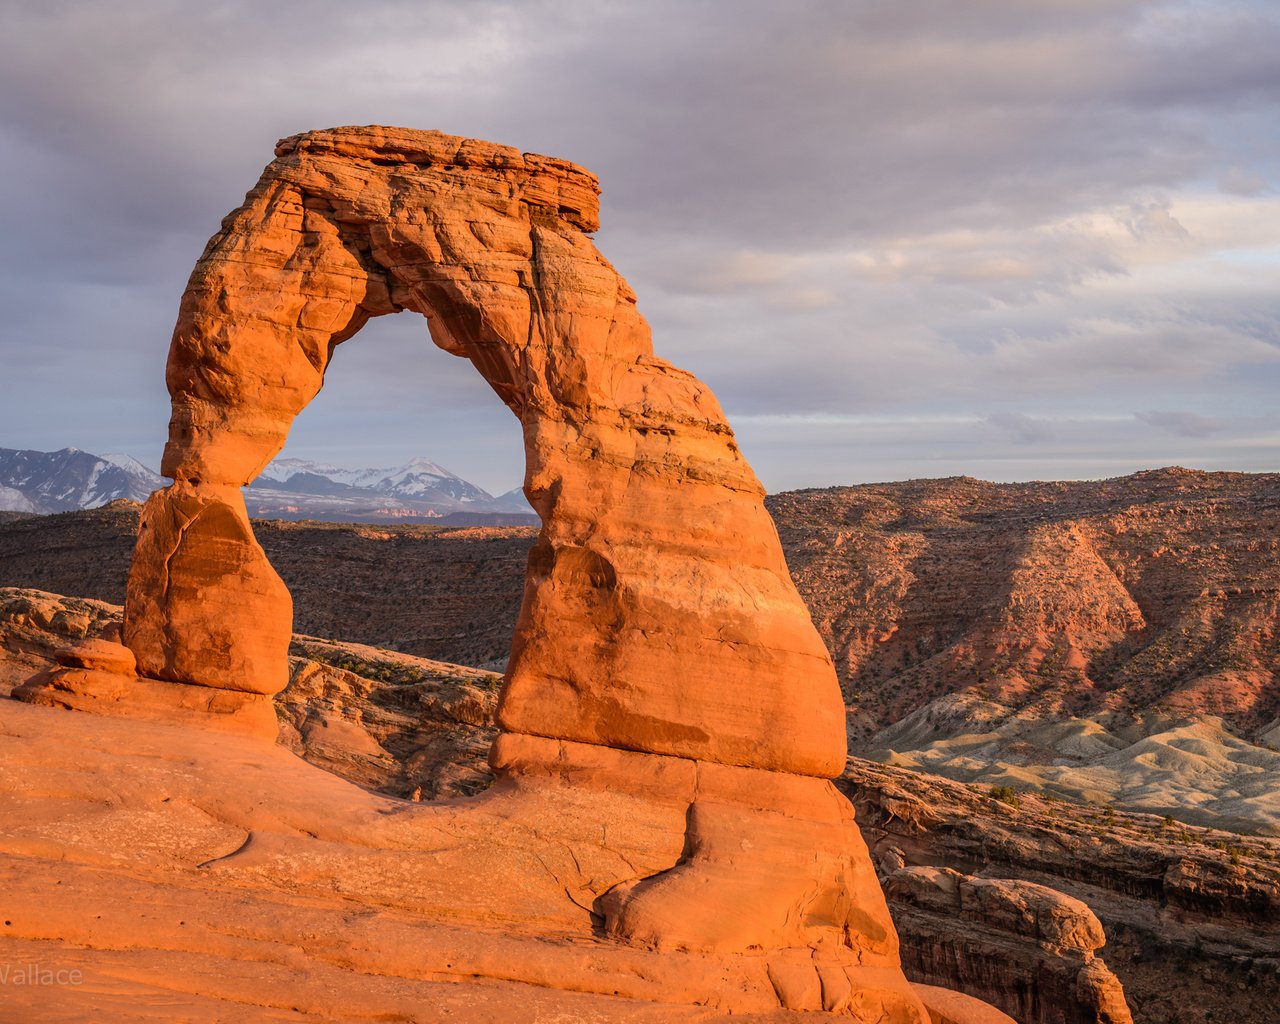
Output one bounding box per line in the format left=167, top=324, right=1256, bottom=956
left=5, top=467, right=1277, bottom=834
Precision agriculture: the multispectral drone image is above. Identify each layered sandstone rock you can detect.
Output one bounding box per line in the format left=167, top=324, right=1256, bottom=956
left=126, top=125, right=845, bottom=777
left=767, top=470, right=1280, bottom=742
left=8, top=128, right=985, bottom=1019
left=844, top=760, right=1280, bottom=1024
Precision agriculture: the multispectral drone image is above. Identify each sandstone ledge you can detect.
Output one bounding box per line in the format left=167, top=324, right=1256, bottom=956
left=0, top=695, right=937, bottom=1021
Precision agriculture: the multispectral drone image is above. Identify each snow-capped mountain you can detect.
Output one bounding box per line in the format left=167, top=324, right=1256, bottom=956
left=246, top=455, right=528, bottom=520
left=1, top=447, right=536, bottom=524
left=0, top=447, right=164, bottom=514
left=0, top=485, right=36, bottom=514
left=257, top=457, right=492, bottom=505
left=242, top=453, right=538, bottom=521
left=488, top=486, right=536, bottom=513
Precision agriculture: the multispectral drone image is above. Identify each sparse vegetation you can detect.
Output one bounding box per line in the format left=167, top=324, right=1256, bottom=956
left=988, top=785, right=1020, bottom=808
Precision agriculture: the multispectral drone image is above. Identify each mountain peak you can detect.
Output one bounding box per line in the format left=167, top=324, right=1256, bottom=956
left=400, top=456, right=455, bottom=477
left=245, top=453, right=531, bottom=521
left=0, top=447, right=162, bottom=513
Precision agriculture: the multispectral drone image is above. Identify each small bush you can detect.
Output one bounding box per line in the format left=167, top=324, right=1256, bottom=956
left=988, top=785, right=1020, bottom=808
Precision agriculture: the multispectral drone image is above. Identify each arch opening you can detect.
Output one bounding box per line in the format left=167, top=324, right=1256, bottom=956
left=262, top=309, right=528, bottom=505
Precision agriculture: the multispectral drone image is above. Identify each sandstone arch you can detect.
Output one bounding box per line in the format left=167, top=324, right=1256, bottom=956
left=10, top=127, right=959, bottom=1019
left=123, top=125, right=847, bottom=778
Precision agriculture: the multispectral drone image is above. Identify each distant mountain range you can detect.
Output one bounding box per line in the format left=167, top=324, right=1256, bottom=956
left=0, top=447, right=534, bottom=523
left=0, top=448, right=164, bottom=514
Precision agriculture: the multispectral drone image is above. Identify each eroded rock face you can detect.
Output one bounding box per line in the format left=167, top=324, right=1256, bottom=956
left=126, top=483, right=292, bottom=694
left=123, top=125, right=844, bottom=778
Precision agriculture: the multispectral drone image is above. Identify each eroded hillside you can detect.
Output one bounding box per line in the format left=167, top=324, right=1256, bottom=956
left=766, top=468, right=1280, bottom=739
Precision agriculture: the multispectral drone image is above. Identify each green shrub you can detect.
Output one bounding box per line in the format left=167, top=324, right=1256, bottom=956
left=988, top=785, right=1020, bottom=808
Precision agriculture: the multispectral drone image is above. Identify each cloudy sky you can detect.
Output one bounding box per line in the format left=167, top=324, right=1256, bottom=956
left=1, top=0, right=1277, bottom=494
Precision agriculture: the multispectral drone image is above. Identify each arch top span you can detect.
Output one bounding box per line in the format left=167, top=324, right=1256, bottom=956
left=274, top=125, right=602, bottom=232
left=127, top=125, right=848, bottom=780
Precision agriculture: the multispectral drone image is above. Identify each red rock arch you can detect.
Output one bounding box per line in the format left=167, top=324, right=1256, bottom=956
left=122, top=126, right=846, bottom=777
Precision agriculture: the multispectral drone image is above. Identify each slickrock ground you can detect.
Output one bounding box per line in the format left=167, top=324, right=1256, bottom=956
left=0, top=588, right=499, bottom=802
left=0, top=589, right=936, bottom=1023
left=14, top=588, right=1280, bottom=1023
left=0, top=719, right=817, bottom=1022
left=5, top=468, right=1278, bottom=834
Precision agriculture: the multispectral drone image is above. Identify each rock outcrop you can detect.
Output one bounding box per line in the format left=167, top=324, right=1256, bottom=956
left=885, top=868, right=1131, bottom=1024
left=844, top=760, right=1280, bottom=1024
left=120, top=125, right=846, bottom=775
left=9, top=127, right=1007, bottom=1020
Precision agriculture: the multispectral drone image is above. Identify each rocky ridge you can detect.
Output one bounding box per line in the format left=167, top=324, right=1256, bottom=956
left=766, top=469, right=1280, bottom=739
left=768, top=469, right=1280, bottom=834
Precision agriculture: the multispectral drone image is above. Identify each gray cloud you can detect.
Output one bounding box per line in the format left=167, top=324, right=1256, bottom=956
left=1136, top=409, right=1225, bottom=437
left=1218, top=167, right=1271, bottom=196
left=1, top=0, right=1277, bottom=490
left=985, top=412, right=1056, bottom=445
